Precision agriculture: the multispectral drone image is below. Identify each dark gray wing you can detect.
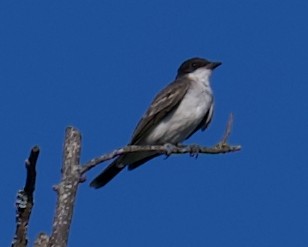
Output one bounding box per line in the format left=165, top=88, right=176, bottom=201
left=185, top=101, right=214, bottom=140
left=130, top=78, right=190, bottom=144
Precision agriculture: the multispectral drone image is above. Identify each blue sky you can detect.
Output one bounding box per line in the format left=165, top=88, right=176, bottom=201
left=1, top=1, right=308, bottom=246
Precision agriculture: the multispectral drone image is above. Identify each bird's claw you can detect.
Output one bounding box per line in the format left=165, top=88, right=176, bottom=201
left=163, top=143, right=176, bottom=159
left=188, top=144, right=200, bottom=159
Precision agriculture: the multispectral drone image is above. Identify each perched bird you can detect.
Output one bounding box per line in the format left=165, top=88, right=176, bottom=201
left=90, top=57, right=221, bottom=188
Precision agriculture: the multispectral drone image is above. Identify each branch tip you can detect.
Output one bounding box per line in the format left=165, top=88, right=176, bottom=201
left=12, top=146, right=40, bottom=247
left=220, top=113, right=234, bottom=145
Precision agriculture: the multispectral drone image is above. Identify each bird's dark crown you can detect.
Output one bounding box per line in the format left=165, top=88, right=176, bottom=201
left=177, top=57, right=221, bottom=77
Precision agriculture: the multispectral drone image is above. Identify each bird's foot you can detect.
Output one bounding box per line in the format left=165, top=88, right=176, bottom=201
left=188, top=144, right=201, bottom=159
left=163, top=143, right=177, bottom=159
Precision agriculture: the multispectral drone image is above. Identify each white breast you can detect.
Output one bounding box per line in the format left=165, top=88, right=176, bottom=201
left=145, top=67, right=213, bottom=144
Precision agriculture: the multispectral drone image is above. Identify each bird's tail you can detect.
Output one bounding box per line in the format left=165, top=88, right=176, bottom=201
left=90, top=151, right=159, bottom=189
left=90, top=156, right=125, bottom=189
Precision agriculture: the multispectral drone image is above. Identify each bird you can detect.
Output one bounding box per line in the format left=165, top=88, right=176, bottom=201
left=90, top=57, right=221, bottom=188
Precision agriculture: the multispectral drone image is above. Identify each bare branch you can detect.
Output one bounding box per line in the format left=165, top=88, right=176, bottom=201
left=81, top=114, right=241, bottom=174
left=11, top=114, right=239, bottom=247
left=81, top=144, right=240, bottom=174
left=48, top=127, right=82, bottom=247
left=12, top=146, right=40, bottom=247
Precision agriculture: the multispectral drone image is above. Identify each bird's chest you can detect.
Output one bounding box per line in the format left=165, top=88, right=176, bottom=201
left=177, top=83, right=211, bottom=119
left=145, top=81, right=213, bottom=144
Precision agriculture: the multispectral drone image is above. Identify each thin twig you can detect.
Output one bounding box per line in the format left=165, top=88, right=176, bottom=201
left=81, top=144, right=240, bottom=174
left=221, top=113, right=234, bottom=145
left=80, top=114, right=241, bottom=175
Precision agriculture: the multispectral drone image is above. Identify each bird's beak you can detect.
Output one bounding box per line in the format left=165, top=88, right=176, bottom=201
left=206, top=61, right=222, bottom=70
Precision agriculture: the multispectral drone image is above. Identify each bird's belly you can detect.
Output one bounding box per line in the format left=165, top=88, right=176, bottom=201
left=145, top=88, right=212, bottom=144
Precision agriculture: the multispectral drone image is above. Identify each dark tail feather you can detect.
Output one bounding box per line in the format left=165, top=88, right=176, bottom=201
left=90, top=152, right=160, bottom=188
left=90, top=158, right=125, bottom=189
left=127, top=153, right=160, bottom=170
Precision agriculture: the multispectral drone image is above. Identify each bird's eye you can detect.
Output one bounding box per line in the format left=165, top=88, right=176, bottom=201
left=192, top=63, right=198, bottom=68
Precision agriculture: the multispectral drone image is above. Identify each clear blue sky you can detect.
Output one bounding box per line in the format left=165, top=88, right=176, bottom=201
left=1, top=1, right=308, bottom=246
